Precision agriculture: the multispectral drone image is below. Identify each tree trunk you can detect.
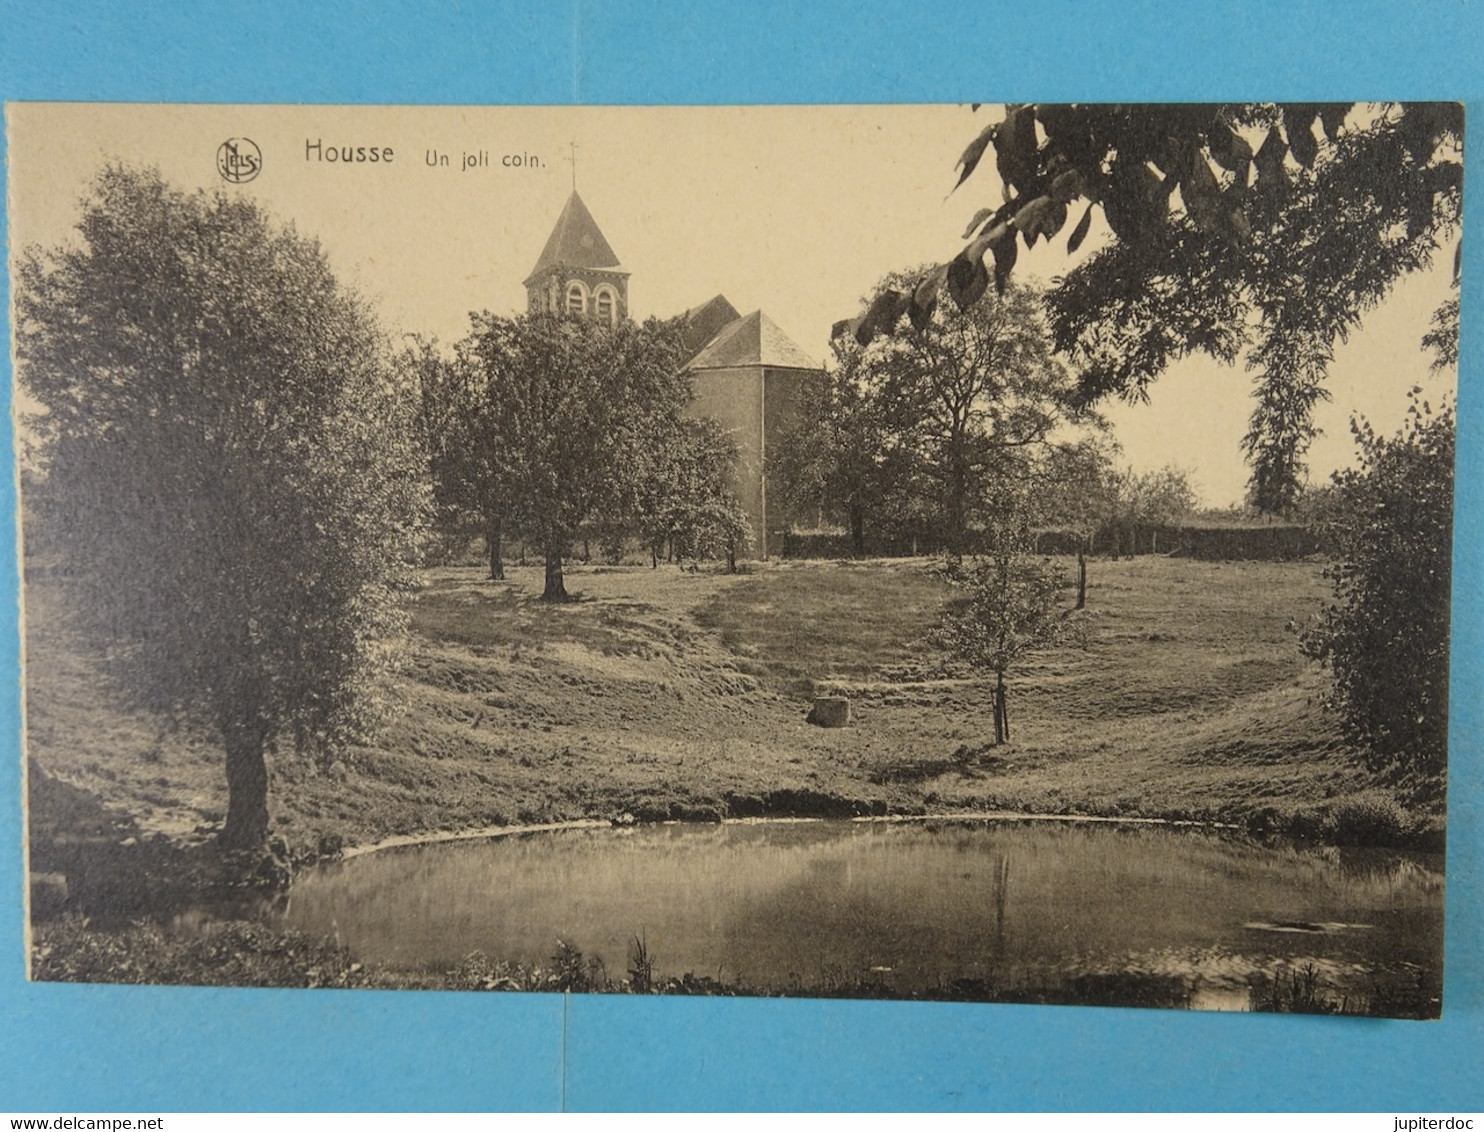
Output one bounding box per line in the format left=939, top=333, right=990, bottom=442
left=850, top=505, right=865, bottom=557
left=992, top=670, right=1008, bottom=746
left=946, top=493, right=967, bottom=556
left=487, top=513, right=505, bottom=581
left=946, top=439, right=970, bottom=555
left=726, top=544, right=738, bottom=574
left=542, top=539, right=569, bottom=602
left=221, top=722, right=270, bottom=850
left=582, top=538, right=590, bottom=563
left=1076, top=548, right=1087, bottom=610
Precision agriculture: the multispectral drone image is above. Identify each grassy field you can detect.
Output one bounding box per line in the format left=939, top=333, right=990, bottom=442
left=24, top=552, right=1431, bottom=864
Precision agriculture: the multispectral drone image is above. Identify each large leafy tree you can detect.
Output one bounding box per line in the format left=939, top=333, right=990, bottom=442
left=407, top=334, right=526, bottom=579
left=407, top=336, right=485, bottom=568
left=632, top=416, right=751, bottom=570
left=1301, top=393, right=1454, bottom=786
left=874, top=102, right=1462, bottom=514
left=770, top=344, right=916, bottom=555
left=466, top=311, right=690, bottom=601
left=831, top=276, right=1083, bottom=553
left=17, top=166, right=428, bottom=850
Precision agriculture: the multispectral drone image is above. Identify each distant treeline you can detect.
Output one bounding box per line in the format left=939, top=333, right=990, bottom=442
left=782, top=522, right=1328, bottom=562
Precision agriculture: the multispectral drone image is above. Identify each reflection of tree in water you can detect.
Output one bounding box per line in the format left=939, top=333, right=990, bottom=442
left=991, top=854, right=1010, bottom=955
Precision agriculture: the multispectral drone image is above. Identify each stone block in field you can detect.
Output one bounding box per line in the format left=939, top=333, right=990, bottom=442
left=808, top=696, right=851, bottom=728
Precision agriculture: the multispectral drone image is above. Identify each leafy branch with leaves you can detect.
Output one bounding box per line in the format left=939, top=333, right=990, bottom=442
left=850, top=103, right=1462, bottom=514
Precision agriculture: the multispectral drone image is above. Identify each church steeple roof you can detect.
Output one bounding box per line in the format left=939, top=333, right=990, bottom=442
left=523, top=191, right=626, bottom=286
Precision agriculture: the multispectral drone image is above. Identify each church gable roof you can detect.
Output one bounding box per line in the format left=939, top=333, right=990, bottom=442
left=677, top=294, right=743, bottom=356
left=684, top=309, right=821, bottom=372
left=524, top=191, right=626, bottom=284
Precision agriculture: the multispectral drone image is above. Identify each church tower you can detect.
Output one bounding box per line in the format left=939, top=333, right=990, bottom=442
left=523, top=191, right=630, bottom=324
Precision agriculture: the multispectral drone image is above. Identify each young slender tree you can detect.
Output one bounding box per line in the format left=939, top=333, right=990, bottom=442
left=1034, top=438, right=1119, bottom=607
left=17, top=166, right=428, bottom=850
left=933, top=503, right=1079, bottom=745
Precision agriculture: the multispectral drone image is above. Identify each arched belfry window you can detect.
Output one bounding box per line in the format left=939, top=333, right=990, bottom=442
left=566, top=281, right=588, bottom=316
left=594, top=286, right=617, bottom=325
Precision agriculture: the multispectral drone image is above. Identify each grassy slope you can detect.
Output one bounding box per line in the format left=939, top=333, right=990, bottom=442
left=24, top=554, right=1411, bottom=855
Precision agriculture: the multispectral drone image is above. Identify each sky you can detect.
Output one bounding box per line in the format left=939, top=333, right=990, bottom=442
left=7, top=102, right=1458, bottom=507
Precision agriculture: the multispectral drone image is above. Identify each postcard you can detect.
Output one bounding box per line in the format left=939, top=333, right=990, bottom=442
left=9, top=102, right=1459, bottom=1018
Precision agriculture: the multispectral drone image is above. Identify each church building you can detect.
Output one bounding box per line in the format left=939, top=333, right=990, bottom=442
left=679, top=303, right=820, bottom=559
left=524, top=191, right=821, bottom=558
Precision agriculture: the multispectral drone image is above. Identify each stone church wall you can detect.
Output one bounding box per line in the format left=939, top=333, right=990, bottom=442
left=687, top=366, right=766, bottom=554
left=762, top=366, right=811, bottom=540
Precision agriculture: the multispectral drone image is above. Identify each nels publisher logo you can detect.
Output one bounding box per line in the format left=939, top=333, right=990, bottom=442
left=216, top=137, right=262, bottom=183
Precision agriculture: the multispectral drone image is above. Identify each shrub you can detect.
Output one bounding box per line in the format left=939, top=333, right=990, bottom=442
left=1301, top=394, right=1453, bottom=786
left=1325, top=792, right=1412, bottom=847
left=31, top=917, right=373, bottom=989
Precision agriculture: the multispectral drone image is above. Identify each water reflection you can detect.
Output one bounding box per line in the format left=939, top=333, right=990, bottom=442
left=275, top=819, right=1442, bottom=1014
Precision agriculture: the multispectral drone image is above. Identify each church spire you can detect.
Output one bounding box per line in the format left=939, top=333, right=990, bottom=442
left=523, top=190, right=630, bottom=324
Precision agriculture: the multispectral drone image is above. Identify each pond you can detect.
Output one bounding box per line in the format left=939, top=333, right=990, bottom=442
left=274, top=819, right=1444, bottom=1014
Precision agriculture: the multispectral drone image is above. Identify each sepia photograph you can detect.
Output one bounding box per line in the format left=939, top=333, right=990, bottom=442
left=9, top=101, right=1460, bottom=1019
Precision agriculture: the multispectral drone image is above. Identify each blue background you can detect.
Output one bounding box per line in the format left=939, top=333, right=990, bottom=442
left=1, top=0, right=1481, bottom=1112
